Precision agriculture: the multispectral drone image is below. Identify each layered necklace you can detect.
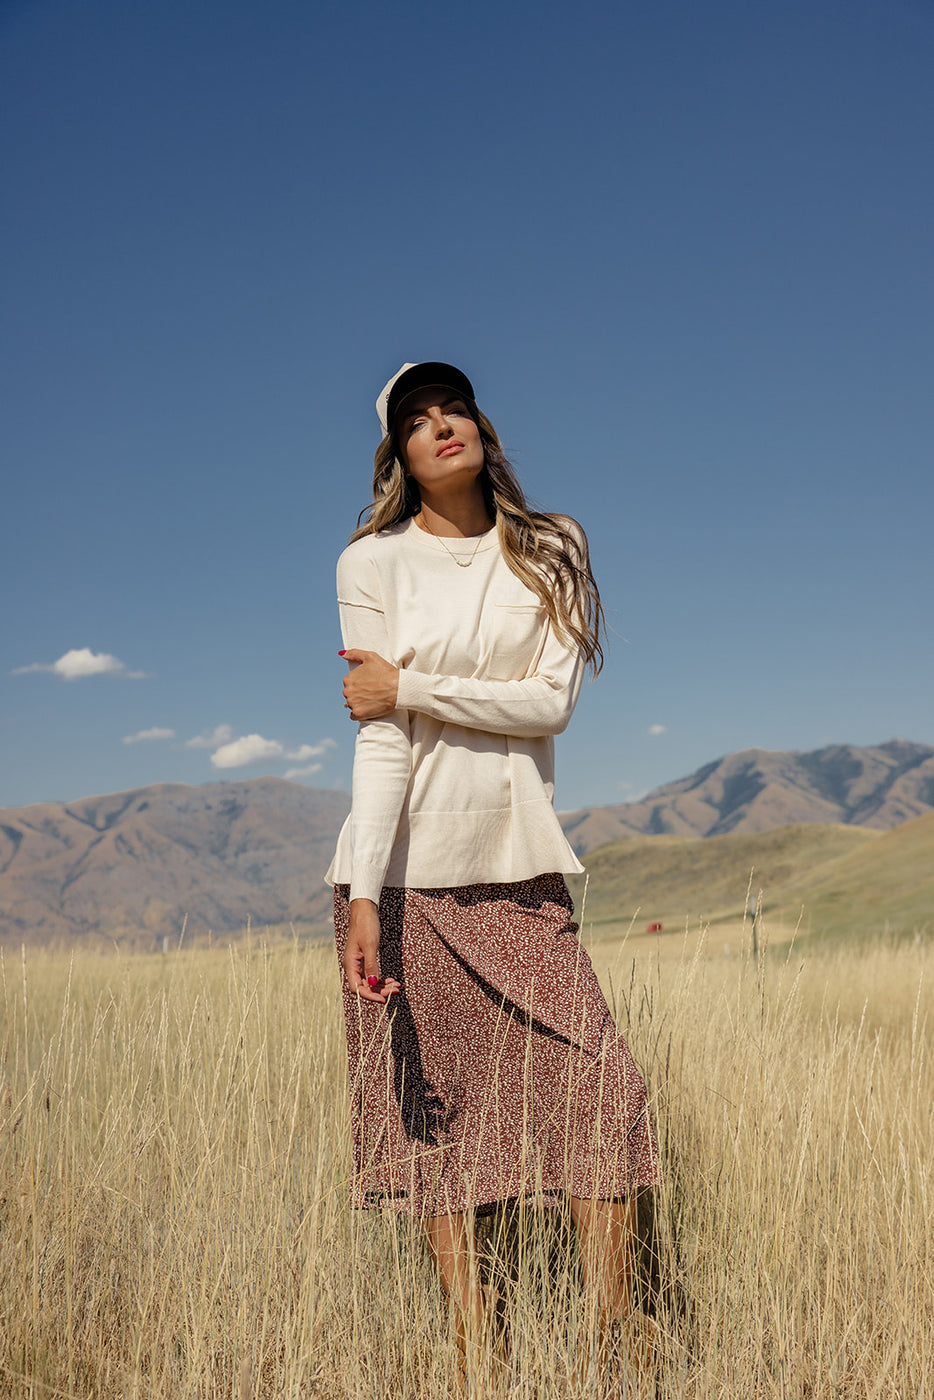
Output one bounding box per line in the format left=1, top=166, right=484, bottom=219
left=418, top=515, right=490, bottom=568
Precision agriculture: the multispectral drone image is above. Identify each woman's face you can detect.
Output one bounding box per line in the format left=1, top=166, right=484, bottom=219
left=396, top=386, right=485, bottom=496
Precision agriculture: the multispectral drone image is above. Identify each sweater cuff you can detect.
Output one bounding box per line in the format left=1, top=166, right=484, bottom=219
left=349, top=864, right=387, bottom=905
left=395, top=667, right=435, bottom=713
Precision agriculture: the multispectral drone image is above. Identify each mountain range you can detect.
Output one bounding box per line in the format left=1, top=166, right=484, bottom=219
left=0, top=779, right=350, bottom=948
left=1, top=739, right=932, bottom=947
left=560, top=738, right=934, bottom=853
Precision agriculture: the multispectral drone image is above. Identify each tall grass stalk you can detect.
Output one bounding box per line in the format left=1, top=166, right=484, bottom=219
left=0, top=931, right=930, bottom=1397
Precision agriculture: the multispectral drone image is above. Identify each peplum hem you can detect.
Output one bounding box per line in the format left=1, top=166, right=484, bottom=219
left=326, top=799, right=584, bottom=893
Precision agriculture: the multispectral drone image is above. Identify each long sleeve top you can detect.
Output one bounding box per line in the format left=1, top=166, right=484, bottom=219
left=325, top=515, right=587, bottom=903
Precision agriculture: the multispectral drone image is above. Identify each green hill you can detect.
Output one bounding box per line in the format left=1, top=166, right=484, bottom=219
left=567, top=814, right=934, bottom=946
left=777, top=810, right=934, bottom=942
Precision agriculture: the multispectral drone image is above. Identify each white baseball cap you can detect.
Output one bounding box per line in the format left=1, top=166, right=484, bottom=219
left=376, top=361, right=476, bottom=436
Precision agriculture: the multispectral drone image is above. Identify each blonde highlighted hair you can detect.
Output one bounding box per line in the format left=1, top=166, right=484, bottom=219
left=351, top=403, right=605, bottom=674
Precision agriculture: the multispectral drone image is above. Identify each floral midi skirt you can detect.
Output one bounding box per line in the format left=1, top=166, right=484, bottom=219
left=334, top=874, right=661, bottom=1218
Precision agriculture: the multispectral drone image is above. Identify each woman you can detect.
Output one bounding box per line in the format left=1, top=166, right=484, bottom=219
left=326, top=361, right=660, bottom=1383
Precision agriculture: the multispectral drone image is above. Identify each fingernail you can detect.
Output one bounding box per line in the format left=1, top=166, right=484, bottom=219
left=338, top=650, right=346, bottom=656
left=367, top=975, right=380, bottom=988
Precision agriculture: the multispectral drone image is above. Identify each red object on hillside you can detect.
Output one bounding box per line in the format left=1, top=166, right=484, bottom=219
left=646, top=921, right=663, bottom=934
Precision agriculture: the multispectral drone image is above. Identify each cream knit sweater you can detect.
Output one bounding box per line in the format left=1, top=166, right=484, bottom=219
left=325, top=515, right=587, bottom=903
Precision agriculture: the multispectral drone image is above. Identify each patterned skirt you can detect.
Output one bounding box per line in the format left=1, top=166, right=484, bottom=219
left=334, top=874, right=661, bottom=1218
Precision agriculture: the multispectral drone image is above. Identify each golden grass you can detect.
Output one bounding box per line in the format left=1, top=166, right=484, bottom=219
left=1, top=928, right=931, bottom=1398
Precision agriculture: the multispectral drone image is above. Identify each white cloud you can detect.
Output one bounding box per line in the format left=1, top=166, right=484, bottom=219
left=286, top=739, right=337, bottom=762
left=284, top=763, right=323, bottom=781
left=12, top=647, right=143, bottom=681
left=185, top=723, right=235, bottom=750
left=188, top=726, right=336, bottom=773
left=122, top=727, right=176, bottom=745
left=211, top=734, right=285, bottom=769
left=648, top=724, right=668, bottom=737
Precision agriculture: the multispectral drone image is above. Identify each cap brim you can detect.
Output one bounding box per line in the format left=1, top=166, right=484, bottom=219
left=382, top=362, right=476, bottom=435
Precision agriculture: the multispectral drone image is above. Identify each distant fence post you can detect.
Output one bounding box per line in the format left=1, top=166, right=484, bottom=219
left=752, top=893, right=760, bottom=959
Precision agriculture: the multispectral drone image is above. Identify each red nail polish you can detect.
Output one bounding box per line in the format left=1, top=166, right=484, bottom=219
left=338, top=650, right=346, bottom=656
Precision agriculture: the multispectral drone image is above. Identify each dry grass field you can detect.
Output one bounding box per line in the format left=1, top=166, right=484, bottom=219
left=1, top=919, right=930, bottom=1398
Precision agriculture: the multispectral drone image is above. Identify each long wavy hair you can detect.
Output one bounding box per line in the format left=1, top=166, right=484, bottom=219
left=351, top=401, right=605, bottom=674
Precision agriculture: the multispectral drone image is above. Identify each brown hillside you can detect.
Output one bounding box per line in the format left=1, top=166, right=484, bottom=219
left=560, top=739, right=934, bottom=852
left=0, top=778, right=350, bottom=948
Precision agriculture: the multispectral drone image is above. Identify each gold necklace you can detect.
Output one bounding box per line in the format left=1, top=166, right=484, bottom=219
left=419, top=516, right=488, bottom=567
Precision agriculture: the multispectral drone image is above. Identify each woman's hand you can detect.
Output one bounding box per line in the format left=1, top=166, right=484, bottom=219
left=343, top=898, right=401, bottom=1004
left=342, top=649, right=400, bottom=720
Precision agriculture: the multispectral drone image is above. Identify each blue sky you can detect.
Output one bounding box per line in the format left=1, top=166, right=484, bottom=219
left=2, top=0, right=932, bottom=814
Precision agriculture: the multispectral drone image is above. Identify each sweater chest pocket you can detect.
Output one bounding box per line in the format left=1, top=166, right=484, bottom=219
left=483, top=602, right=548, bottom=677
